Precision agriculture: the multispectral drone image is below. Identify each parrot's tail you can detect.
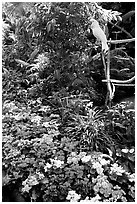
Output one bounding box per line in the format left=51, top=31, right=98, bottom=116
left=102, top=42, right=109, bottom=53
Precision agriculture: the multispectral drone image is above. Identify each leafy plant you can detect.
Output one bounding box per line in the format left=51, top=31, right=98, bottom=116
left=104, top=101, right=135, bottom=146
left=59, top=100, right=114, bottom=153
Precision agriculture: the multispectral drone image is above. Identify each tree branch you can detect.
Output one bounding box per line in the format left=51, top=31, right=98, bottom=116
left=109, top=21, right=133, bottom=38
left=102, top=76, right=135, bottom=84
left=108, top=38, right=135, bottom=44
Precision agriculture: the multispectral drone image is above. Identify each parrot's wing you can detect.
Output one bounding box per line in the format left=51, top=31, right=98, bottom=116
left=92, top=27, right=108, bottom=52
left=92, top=27, right=107, bottom=42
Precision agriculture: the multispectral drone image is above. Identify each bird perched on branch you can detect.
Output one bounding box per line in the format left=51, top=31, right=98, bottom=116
left=89, top=19, right=109, bottom=52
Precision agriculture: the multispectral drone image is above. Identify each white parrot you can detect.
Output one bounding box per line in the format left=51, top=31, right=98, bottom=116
left=89, top=19, right=109, bottom=52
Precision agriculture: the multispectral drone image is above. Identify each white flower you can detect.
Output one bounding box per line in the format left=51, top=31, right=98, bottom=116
left=41, top=134, right=53, bottom=144
left=90, top=194, right=101, bottom=202
left=22, top=184, right=32, bottom=193
left=71, top=152, right=77, bottom=157
left=129, top=148, right=134, bottom=153
left=50, top=159, right=64, bottom=168
left=36, top=172, right=45, bottom=179
left=44, top=163, right=52, bottom=172
left=80, top=196, right=90, bottom=202
left=99, top=158, right=110, bottom=166
left=78, top=151, right=87, bottom=158
left=22, top=175, right=39, bottom=192
left=67, top=156, right=78, bottom=164
left=22, top=179, right=28, bottom=186
left=46, top=163, right=52, bottom=168
left=66, top=190, right=81, bottom=202
left=81, top=155, right=91, bottom=163
left=121, top=148, right=129, bottom=153
left=92, top=162, right=104, bottom=174
left=43, top=121, right=50, bottom=127
left=110, top=163, right=125, bottom=176
left=44, top=167, right=48, bottom=172
left=128, top=173, right=135, bottom=182
left=28, top=175, right=39, bottom=186
left=31, top=115, right=42, bottom=125
left=80, top=194, right=101, bottom=202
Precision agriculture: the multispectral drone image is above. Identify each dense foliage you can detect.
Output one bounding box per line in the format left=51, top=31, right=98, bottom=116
left=2, top=2, right=135, bottom=202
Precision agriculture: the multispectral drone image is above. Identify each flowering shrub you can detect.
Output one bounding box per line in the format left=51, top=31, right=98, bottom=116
left=2, top=91, right=135, bottom=202
left=18, top=150, right=134, bottom=202
left=2, top=97, right=135, bottom=201
left=66, top=190, right=81, bottom=202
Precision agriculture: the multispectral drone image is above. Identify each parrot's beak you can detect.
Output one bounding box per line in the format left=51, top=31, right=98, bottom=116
left=90, top=19, right=96, bottom=23
left=89, top=19, right=97, bottom=26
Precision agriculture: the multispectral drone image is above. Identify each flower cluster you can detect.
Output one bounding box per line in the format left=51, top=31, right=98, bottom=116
left=22, top=175, right=39, bottom=193
left=67, top=151, right=87, bottom=164
left=80, top=194, right=101, bottom=202
left=44, top=158, right=64, bottom=172
left=92, top=161, right=104, bottom=174
left=128, top=185, right=135, bottom=199
left=81, top=155, right=91, bottom=163
left=111, top=185, right=126, bottom=202
left=81, top=152, right=111, bottom=175
left=50, top=158, right=64, bottom=168
left=44, top=162, right=52, bottom=172
left=110, top=163, right=125, bottom=176
left=92, top=174, right=113, bottom=197
left=127, top=173, right=135, bottom=182
left=103, top=185, right=127, bottom=202
left=66, top=190, right=81, bottom=202
left=40, top=134, right=53, bottom=145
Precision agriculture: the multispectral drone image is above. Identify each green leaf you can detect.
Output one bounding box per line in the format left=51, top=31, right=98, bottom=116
left=15, top=59, right=30, bottom=67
